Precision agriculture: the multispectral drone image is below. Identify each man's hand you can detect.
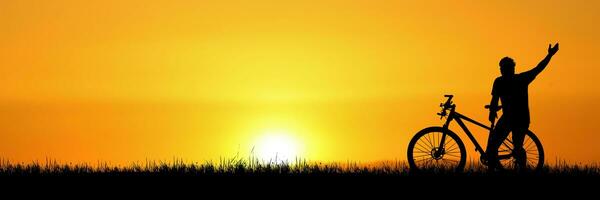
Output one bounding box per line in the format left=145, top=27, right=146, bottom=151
left=548, top=43, right=559, bottom=56
left=488, top=111, right=497, bottom=123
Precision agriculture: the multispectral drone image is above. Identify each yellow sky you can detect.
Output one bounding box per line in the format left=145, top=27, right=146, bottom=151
left=1, top=0, right=599, bottom=164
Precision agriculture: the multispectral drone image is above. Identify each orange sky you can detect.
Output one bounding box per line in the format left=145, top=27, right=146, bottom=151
left=1, top=0, right=599, bottom=165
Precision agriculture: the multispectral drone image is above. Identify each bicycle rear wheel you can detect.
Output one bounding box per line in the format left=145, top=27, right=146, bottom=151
left=497, top=130, right=544, bottom=171
left=407, top=127, right=466, bottom=172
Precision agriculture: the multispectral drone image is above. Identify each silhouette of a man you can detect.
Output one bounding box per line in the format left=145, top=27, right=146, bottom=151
left=486, top=43, right=559, bottom=171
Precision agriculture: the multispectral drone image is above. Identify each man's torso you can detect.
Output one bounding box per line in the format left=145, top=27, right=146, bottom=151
left=492, top=73, right=534, bottom=127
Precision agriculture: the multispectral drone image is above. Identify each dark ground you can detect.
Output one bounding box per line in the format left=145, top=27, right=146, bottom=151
left=1, top=173, right=598, bottom=197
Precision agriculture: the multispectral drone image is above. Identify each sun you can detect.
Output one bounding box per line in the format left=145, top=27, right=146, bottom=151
left=253, top=129, right=304, bottom=162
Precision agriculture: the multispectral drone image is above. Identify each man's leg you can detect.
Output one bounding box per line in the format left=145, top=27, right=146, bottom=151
left=485, top=116, right=510, bottom=171
left=511, top=127, right=528, bottom=170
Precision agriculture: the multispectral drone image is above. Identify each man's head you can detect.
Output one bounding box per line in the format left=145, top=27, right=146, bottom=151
left=499, top=57, right=515, bottom=77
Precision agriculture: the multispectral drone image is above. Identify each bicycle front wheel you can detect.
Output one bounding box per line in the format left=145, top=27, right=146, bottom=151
left=407, top=127, right=466, bottom=172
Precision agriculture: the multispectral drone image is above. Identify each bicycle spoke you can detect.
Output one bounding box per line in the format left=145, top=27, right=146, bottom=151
left=505, top=137, right=513, bottom=144
left=416, top=144, right=432, bottom=154
left=415, top=144, right=430, bottom=152
left=446, top=150, right=460, bottom=156
left=424, top=133, right=434, bottom=148
left=438, top=133, right=443, bottom=147
left=446, top=146, right=458, bottom=153
left=502, top=141, right=513, bottom=150
left=525, top=138, right=534, bottom=150
left=434, top=132, right=438, bottom=148
left=444, top=154, right=461, bottom=158
left=431, top=133, right=435, bottom=148
left=526, top=151, right=539, bottom=155
left=524, top=136, right=531, bottom=144
left=445, top=138, right=459, bottom=153
left=444, top=141, right=458, bottom=152
left=414, top=150, right=429, bottom=155
left=446, top=143, right=459, bottom=151
left=414, top=144, right=429, bottom=152
left=523, top=138, right=531, bottom=149
left=414, top=144, right=430, bottom=154
left=416, top=139, right=430, bottom=148
left=415, top=157, right=430, bottom=164
left=417, top=139, right=433, bottom=150
left=526, top=159, right=539, bottom=164
left=526, top=148, right=538, bottom=154
left=414, top=150, right=430, bottom=155
left=413, top=154, right=433, bottom=158
left=445, top=142, right=457, bottom=152
left=445, top=151, right=461, bottom=157
left=502, top=140, right=513, bottom=147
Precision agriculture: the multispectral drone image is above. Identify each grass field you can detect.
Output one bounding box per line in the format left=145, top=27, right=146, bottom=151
left=1, top=157, right=598, bottom=196
left=1, top=156, right=598, bottom=177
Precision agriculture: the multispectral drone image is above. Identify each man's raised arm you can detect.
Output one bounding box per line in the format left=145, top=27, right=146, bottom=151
left=526, top=43, right=559, bottom=77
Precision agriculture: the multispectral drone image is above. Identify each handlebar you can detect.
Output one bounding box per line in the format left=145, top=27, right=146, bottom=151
left=437, top=95, right=455, bottom=119
left=441, top=95, right=454, bottom=108
left=484, top=104, right=502, bottom=111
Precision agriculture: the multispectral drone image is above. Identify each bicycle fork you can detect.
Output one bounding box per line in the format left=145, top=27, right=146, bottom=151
left=434, top=113, right=454, bottom=158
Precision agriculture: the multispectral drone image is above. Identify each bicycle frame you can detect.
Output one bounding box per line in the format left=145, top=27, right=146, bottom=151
left=439, top=106, right=491, bottom=156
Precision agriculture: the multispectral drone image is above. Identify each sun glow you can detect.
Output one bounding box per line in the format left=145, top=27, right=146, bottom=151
left=253, top=129, right=304, bottom=162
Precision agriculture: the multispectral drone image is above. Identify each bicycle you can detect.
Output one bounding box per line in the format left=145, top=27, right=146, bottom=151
left=406, top=95, right=544, bottom=172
